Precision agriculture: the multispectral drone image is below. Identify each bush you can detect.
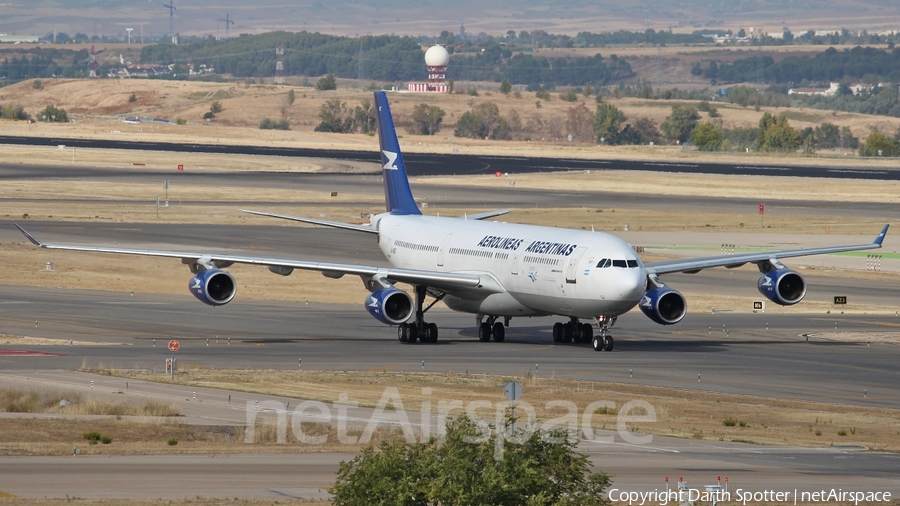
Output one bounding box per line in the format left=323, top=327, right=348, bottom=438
left=406, top=103, right=445, bottom=135
left=259, top=117, right=290, bottom=130
left=32, top=79, right=42, bottom=89
left=100, top=434, right=113, bottom=444
left=723, top=418, right=738, bottom=427
left=128, top=93, right=137, bottom=103
left=332, top=415, right=611, bottom=506
left=176, top=118, right=186, bottom=125
left=167, top=437, right=179, bottom=446
left=38, top=104, right=68, bottom=123
left=84, top=431, right=101, bottom=444
left=562, top=90, right=578, bottom=102
left=315, top=74, right=337, bottom=91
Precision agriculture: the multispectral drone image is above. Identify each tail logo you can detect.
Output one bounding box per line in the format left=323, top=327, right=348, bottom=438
left=382, top=150, right=399, bottom=171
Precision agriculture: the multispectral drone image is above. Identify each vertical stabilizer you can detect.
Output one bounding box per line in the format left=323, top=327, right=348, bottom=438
left=374, top=91, right=421, bottom=215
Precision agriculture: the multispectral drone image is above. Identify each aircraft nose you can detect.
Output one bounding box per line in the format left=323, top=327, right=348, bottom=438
left=623, top=268, right=647, bottom=300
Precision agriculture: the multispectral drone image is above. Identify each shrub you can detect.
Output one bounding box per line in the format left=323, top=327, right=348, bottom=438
left=128, top=93, right=137, bottom=103
left=837, top=429, right=847, bottom=436
left=100, top=434, right=113, bottom=444
left=32, top=79, right=42, bottom=89
left=38, top=104, right=68, bottom=123
left=315, top=74, right=337, bottom=91
left=723, top=418, right=738, bottom=427
left=259, top=117, right=290, bottom=130
left=176, top=118, right=186, bottom=125
left=168, top=437, right=179, bottom=446
left=84, top=431, right=101, bottom=444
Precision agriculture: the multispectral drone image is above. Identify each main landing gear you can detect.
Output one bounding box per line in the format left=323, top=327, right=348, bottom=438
left=398, top=285, right=441, bottom=344
left=477, top=315, right=509, bottom=342
left=551, top=316, right=615, bottom=352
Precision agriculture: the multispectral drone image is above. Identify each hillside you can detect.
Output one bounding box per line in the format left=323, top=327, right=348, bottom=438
left=3, top=0, right=900, bottom=42
left=1, top=78, right=899, bottom=158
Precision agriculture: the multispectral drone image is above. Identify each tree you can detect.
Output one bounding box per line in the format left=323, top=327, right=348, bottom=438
left=351, top=98, right=376, bottom=134
left=407, top=103, right=446, bottom=135
left=454, top=102, right=511, bottom=140
left=38, top=104, right=67, bottom=123
left=691, top=122, right=724, bottom=151
left=332, top=416, right=612, bottom=506
left=287, top=89, right=296, bottom=106
left=760, top=115, right=801, bottom=151
left=593, top=103, right=625, bottom=144
left=860, top=132, right=900, bottom=156
left=314, top=98, right=352, bottom=132
left=210, top=101, right=223, bottom=114
left=660, top=105, right=700, bottom=143
left=315, top=73, right=337, bottom=91
left=499, top=79, right=512, bottom=95
left=631, top=117, right=661, bottom=145
left=814, top=122, right=841, bottom=148
left=566, top=103, right=594, bottom=142
left=583, top=83, right=593, bottom=97
left=840, top=126, right=860, bottom=149
left=690, top=63, right=703, bottom=76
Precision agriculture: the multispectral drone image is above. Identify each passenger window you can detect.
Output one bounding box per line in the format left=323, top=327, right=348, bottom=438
left=612, top=260, right=627, bottom=268
left=596, top=259, right=610, bottom=268
left=627, top=260, right=639, bottom=268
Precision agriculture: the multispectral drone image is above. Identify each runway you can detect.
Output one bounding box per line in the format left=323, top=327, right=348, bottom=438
left=0, top=157, right=898, bottom=500
left=2, top=135, right=900, bottom=180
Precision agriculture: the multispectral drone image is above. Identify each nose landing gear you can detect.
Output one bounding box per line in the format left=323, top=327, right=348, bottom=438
left=591, top=316, right=616, bottom=352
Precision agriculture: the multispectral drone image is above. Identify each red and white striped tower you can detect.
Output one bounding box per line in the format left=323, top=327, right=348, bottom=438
left=424, top=45, right=449, bottom=92
left=275, top=45, right=285, bottom=84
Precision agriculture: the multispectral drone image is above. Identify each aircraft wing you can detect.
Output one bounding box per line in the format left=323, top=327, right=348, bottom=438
left=14, top=224, right=499, bottom=294
left=644, top=224, right=889, bottom=276
left=240, top=210, right=377, bottom=234
left=465, top=209, right=510, bottom=220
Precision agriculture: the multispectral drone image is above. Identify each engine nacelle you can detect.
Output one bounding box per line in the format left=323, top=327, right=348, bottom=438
left=757, top=269, right=806, bottom=305
left=365, top=288, right=414, bottom=325
left=189, top=269, right=237, bottom=306
left=639, top=287, right=687, bottom=325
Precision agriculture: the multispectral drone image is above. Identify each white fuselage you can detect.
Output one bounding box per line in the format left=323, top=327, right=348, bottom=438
left=373, top=213, right=647, bottom=319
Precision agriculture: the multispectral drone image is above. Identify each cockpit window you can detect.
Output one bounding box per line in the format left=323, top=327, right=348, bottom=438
left=612, top=260, right=627, bottom=268
left=596, top=258, right=611, bottom=268
left=627, top=259, right=639, bottom=268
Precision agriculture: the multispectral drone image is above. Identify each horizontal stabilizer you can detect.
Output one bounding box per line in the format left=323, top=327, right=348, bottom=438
left=241, top=210, right=377, bottom=234
left=464, top=209, right=510, bottom=221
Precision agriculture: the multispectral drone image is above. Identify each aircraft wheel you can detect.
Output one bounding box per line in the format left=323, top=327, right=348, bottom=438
left=407, top=325, right=419, bottom=344
left=427, top=323, right=438, bottom=343
left=581, top=323, right=593, bottom=343
left=493, top=322, right=505, bottom=342
left=592, top=336, right=603, bottom=352
left=562, top=323, right=574, bottom=343
left=552, top=322, right=563, bottom=342
left=398, top=323, right=409, bottom=343
left=603, top=335, right=614, bottom=352
left=478, top=323, right=492, bottom=342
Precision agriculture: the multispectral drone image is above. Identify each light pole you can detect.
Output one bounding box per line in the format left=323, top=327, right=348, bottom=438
left=126, top=28, right=133, bottom=44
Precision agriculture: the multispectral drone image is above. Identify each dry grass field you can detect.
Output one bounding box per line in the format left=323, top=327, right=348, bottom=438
left=3, top=78, right=900, bottom=157
left=110, top=368, right=900, bottom=453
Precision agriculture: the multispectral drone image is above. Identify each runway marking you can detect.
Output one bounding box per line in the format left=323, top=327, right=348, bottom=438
left=0, top=349, right=64, bottom=357
left=97, top=302, right=174, bottom=305
left=581, top=438, right=680, bottom=453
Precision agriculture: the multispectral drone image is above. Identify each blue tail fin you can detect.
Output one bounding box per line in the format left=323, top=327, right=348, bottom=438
left=374, top=91, right=421, bottom=215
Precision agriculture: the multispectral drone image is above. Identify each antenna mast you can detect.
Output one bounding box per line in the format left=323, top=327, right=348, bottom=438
left=217, top=14, right=234, bottom=39
left=163, top=1, right=176, bottom=43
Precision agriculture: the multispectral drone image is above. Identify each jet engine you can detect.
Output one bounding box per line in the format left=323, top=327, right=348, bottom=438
left=757, top=269, right=806, bottom=305
left=639, top=287, right=687, bottom=325
left=365, top=288, right=414, bottom=325
left=189, top=269, right=237, bottom=306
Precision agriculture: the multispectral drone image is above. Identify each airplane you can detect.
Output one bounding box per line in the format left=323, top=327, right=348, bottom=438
left=15, top=91, right=889, bottom=352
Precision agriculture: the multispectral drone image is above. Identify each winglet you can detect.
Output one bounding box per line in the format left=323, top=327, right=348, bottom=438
left=874, top=224, right=890, bottom=246
left=15, top=224, right=43, bottom=246
left=373, top=91, right=421, bottom=216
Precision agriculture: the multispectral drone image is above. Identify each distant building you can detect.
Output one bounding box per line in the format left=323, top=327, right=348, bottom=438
left=0, top=34, right=40, bottom=43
